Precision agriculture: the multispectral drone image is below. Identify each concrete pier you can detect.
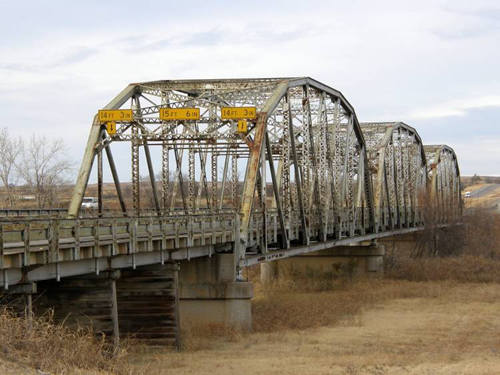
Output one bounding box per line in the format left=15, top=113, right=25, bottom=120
left=261, top=243, right=385, bottom=284
left=178, top=254, right=253, bottom=330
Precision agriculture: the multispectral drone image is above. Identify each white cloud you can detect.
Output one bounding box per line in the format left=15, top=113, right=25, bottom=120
left=0, top=0, right=499, bottom=176
left=407, top=95, right=500, bottom=119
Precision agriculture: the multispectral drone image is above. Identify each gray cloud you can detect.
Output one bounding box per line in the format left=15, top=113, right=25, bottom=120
left=0, top=46, right=98, bottom=72
left=51, top=47, right=99, bottom=67
left=434, top=3, right=500, bottom=39
left=1, top=1, right=499, bottom=177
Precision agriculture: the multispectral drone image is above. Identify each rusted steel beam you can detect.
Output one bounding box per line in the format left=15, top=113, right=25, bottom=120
left=238, top=112, right=268, bottom=255
left=287, top=92, right=309, bottom=245
left=68, top=84, right=137, bottom=218
left=97, top=147, right=103, bottom=217
left=266, top=132, right=288, bottom=248
left=142, top=137, right=161, bottom=215
left=303, top=85, right=320, bottom=242
left=104, top=139, right=127, bottom=215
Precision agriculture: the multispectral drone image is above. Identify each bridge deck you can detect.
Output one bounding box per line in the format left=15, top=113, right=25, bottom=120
left=0, top=209, right=427, bottom=288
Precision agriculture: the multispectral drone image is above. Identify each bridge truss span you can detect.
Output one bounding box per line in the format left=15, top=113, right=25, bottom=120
left=0, top=78, right=463, bottom=288
left=361, top=122, right=428, bottom=232
left=424, top=145, right=462, bottom=223
left=68, top=77, right=376, bottom=260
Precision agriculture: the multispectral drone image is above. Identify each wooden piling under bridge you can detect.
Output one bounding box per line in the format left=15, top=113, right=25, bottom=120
left=34, top=263, right=180, bottom=348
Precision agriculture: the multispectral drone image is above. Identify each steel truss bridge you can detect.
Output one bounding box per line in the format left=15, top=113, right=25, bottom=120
left=0, top=78, right=461, bottom=288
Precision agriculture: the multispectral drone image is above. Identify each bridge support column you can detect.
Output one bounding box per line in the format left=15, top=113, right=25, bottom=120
left=0, top=282, right=37, bottom=328
left=116, top=263, right=180, bottom=346
left=36, top=263, right=180, bottom=347
left=262, top=244, right=385, bottom=284
left=178, top=254, right=253, bottom=330
left=36, top=271, right=121, bottom=339
left=379, top=232, right=419, bottom=256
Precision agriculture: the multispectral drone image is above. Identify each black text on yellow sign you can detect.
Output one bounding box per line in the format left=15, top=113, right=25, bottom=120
left=221, top=107, right=257, bottom=120
left=237, top=119, right=248, bottom=134
left=106, top=122, right=117, bottom=135
left=160, top=108, right=200, bottom=121
left=98, top=109, right=133, bottom=123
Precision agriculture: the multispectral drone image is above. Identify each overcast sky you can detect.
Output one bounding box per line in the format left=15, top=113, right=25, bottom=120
left=1, top=0, right=499, bottom=179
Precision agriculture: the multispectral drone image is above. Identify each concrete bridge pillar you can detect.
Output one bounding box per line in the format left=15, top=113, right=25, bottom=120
left=261, top=243, right=385, bottom=284
left=178, top=253, right=253, bottom=330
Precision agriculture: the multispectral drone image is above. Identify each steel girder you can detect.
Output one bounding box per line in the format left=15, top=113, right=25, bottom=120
left=361, top=122, right=427, bottom=232
left=424, top=145, right=462, bottom=222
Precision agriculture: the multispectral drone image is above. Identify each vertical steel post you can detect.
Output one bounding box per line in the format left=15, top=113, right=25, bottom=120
left=104, top=140, right=127, bottom=215
left=143, top=137, right=161, bottom=215
left=238, top=113, right=268, bottom=257
left=131, top=122, right=140, bottom=216
left=219, top=151, right=229, bottom=210
left=287, top=93, right=308, bottom=245
left=97, top=147, right=103, bottom=217
left=266, top=133, right=288, bottom=248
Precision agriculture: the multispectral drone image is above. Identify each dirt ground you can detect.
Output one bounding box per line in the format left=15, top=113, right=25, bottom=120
left=132, top=282, right=500, bottom=375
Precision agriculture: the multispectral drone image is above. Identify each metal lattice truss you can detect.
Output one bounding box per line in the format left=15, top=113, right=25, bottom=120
left=424, top=145, right=462, bottom=222
left=67, top=78, right=460, bottom=260
left=361, top=122, right=427, bottom=231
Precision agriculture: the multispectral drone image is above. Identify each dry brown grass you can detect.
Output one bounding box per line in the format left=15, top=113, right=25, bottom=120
left=386, top=255, right=500, bottom=282
left=463, top=209, right=500, bottom=257
left=179, top=323, right=244, bottom=351
left=252, top=279, right=442, bottom=333
left=0, top=307, right=133, bottom=375
left=136, top=280, right=500, bottom=374
left=386, top=208, right=500, bottom=282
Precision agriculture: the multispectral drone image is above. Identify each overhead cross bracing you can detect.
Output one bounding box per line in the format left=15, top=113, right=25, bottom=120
left=0, top=78, right=462, bottom=287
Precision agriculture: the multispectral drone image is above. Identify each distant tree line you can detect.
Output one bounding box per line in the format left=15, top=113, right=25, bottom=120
left=463, top=174, right=500, bottom=188
left=0, top=128, right=73, bottom=208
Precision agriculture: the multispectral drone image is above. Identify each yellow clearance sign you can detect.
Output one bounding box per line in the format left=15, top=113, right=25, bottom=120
left=98, top=109, right=133, bottom=122
left=160, top=108, right=200, bottom=121
left=221, top=107, right=257, bottom=120
left=237, top=119, right=248, bottom=134
left=106, top=122, right=117, bottom=135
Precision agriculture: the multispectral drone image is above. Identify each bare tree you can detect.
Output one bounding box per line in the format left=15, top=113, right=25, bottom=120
left=0, top=128, right=22, bottom=206
left=18, top=135, right=73, bottom=208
